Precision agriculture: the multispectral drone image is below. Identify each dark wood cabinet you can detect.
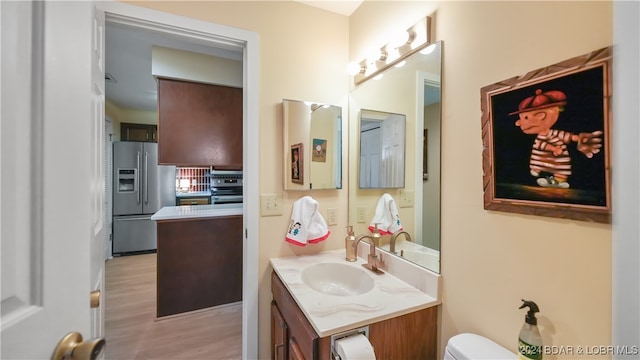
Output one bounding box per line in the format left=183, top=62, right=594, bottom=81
left=271, top=272, right=326, bottom=360
left=156, top=215, right=242, bottom=317
left=271, top=302, right=288, bottom=360
left=157, top=78, right=242, bottom=167
left=271, top=271, right=438, bottom=360
left=120, top=122, right=157, bottom=142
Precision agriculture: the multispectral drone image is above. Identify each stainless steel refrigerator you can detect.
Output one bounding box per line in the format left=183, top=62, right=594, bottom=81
left=112, top=141, right=175, bottom=254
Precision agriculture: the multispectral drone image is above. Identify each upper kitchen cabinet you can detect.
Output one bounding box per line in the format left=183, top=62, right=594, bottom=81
left=157, top=78, right=242, bottom=168
left=120, top=122, right=157, bottom=142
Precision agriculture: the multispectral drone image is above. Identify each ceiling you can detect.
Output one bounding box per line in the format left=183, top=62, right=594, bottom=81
left=105, top=1, right=363, bottom=112
left=296, top=1, right=363, bottom=16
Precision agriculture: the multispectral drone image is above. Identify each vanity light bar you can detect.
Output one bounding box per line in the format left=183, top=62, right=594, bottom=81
left=352, top=17, right=432, bottom=85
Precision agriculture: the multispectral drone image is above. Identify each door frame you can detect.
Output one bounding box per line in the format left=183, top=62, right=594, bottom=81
left=97, top=2, right=260, bottom=358
left=105, top=116, right=113, bottom=260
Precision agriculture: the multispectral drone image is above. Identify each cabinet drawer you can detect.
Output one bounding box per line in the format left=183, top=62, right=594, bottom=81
left=176, top=197, right=210, bottom=206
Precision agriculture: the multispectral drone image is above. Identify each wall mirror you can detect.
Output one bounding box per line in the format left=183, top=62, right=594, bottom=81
left=283, top=99, right=342, bottom=190
left=348, top=41, right=442, bottom=273
left=359, top=109, right=406, bottom=189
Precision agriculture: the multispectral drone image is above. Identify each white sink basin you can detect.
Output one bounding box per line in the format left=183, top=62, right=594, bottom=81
left=301, top=262, right=374, bottom=296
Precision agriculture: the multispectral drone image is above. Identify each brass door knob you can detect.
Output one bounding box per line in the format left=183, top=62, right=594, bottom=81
left=51, top=332, right=105, bottom=360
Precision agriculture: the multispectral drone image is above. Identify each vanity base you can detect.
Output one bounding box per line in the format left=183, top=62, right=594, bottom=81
left=271, top=271, right=437, bottom=360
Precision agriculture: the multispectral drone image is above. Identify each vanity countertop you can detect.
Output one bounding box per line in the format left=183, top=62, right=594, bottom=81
left=151, top=204, right=242, bottom=221
left=270, top=249, right=439, bottom=337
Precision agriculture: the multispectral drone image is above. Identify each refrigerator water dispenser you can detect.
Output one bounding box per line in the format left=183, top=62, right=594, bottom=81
left=117, top=169, right=137, bottom=193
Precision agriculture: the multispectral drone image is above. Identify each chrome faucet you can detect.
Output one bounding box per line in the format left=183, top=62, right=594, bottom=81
left=352, top=234, right=385, bottom=274
left=389, top=230, right=412, bottom=254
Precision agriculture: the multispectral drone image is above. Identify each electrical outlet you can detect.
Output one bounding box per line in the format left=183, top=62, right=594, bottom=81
left=260, top=194, right=283, bottom=216
left=356, top=206, right=367, bottom=223
left=398, top=190, right=414, bottom=208
left=326, top=208, right=337, bottom=225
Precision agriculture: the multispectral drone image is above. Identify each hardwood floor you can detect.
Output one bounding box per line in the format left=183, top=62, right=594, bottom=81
left=105, top=253, right=242, bottom=359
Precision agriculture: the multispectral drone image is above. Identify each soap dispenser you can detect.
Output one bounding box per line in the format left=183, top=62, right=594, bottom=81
left=345, top=226, right=356, bottom=261
left=518, top=299, right=542, bottom=360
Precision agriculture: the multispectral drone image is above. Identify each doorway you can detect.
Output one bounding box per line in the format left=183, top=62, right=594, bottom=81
left=99, top=2, right=259, bottom=358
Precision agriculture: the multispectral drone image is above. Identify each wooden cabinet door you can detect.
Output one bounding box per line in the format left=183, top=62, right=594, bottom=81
left=121, top=122, right=157, bottom=142
left=157, top=78, right=242, bottom=167
left=289, top=338, right=306, bottom=360
left=271, top=272, right=320, bottom=360
left=271, top=302, right=288, bottom=360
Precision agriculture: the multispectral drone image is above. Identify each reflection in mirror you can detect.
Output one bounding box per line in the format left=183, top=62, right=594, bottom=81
left=359, top=109, right=406, bottom=189
left=348, top=41, right=442, bottom=273
left=283, top=99, right=342, bottom=190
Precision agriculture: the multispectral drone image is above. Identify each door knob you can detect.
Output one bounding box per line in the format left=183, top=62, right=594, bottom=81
left=51, top=332, right=105, bottom=360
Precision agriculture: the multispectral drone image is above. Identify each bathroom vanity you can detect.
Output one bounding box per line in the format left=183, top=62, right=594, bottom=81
left=270, top=249, right=440, bottom=359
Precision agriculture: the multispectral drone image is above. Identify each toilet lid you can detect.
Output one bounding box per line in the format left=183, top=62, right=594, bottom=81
left=446, top=333, right=517, bottom=360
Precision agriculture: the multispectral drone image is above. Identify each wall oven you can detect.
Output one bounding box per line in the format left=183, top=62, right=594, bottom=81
left=210, top=170, right=243, bottom=207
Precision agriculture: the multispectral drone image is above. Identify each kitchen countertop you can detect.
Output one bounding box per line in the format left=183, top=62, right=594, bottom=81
left=270, top=249, right=439, bottom=337
left=151, top=204, right=242, bottom=221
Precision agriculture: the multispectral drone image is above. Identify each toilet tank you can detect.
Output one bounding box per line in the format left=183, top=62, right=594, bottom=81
left=444, top=333, right=517, bottom=360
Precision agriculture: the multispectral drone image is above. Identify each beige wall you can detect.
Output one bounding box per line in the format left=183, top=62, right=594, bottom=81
left=151, top=46, right=243, bottom=88
left=123, top=1, right=613, bottom=358
left=351, top=1, right=612, bottom=358
left=105, top=99, right=158, bottom=141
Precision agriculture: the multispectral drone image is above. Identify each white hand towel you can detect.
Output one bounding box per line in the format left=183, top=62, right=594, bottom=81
left=368, top=193, right=403, bottom=235
left=286, top=196, right=330, bottom=246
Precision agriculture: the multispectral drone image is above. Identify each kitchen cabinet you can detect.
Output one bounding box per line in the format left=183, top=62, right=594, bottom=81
left=120, top=122, right=157, bottom=142
left=270, top=271, right=438, bottom=360
left=175, top=195, right=211, bottom=206
left=157, top=78, right=242, bottom=167
left=156, top=215, right=242, bottom=317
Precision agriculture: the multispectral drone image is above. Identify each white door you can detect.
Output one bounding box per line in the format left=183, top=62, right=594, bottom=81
left=360, top=126, right=382, bottom=188
left=1, top=1, right=106, bottom=358
left=381, top=114, right=405, bottom=187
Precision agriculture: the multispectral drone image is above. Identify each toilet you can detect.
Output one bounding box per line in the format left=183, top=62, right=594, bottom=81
left=444, top=333, right=517, bottom=360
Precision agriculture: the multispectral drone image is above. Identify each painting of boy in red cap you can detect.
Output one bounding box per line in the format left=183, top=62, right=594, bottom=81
left=481, top=46, right=611, bottom=223
left=510, top=89, right=603, bottom=188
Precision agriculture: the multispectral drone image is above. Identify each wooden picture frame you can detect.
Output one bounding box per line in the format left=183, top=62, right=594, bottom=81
left=291, top=143, right=303, bottom=184
left=480, top=46, right=612, bottom=223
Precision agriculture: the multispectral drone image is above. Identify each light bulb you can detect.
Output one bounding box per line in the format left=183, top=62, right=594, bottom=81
left=366, top=48, right=386, bottom=65
left=420, top=43, right=436, bottom=55
left=395, top=60, right=406, bottom=68
left=373, top=73, right=384, bottom=81
left=347, top=62, right=363, bottom=75
left=384, top=46, right=400, bottom=63
left=389, top=30, right=410, bottom=48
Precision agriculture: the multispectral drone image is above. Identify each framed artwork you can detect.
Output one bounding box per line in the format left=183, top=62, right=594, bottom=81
left=312, top=138, right=327, bottom=162
left=291, top=143, right=303, bottom=184
left=480, top=46, right=612, bottom=224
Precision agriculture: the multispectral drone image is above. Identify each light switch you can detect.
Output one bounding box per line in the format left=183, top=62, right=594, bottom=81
left=326, top=208, right=337, bottom=225
left=398, top=190, right=414, bottom=208
left=356, top=206, right=367, bottom=223
left=260, top=194, right=283, bottom=216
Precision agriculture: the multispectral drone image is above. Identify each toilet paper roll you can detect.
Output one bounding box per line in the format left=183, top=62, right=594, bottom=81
left=335, top=334, right=376, bottom=360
